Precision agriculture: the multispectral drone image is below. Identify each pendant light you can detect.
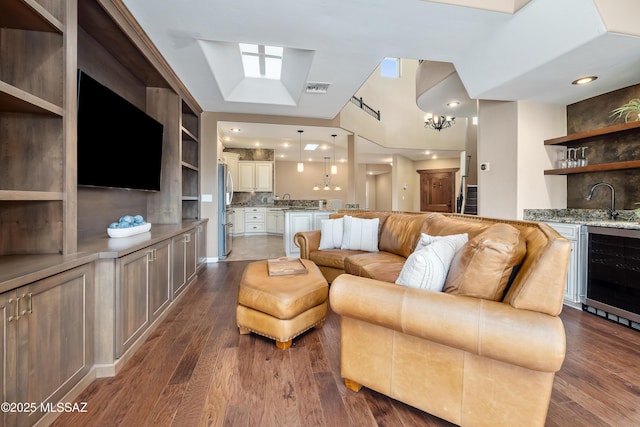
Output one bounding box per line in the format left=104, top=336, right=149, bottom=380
left=330, top=134, right=338, bottom=175
left=297, top=130, right=304, bottom=172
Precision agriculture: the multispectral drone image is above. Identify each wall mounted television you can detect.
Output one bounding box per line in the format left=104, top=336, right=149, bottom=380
left=77, top=70, right=164, bottom=192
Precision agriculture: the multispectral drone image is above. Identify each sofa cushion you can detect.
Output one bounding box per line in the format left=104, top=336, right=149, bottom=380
left=443, top=223, right=526, bottom=301
left=344, top=251, right=406, bottom=277
left=341, top=215, right=379, bottom=252
left=422, top=213, right=492, bottom=239
left=310, top=249, right=366, bottom=270
left=395, top=233, right=468, bottom=291
left=358, top=262, right=405, bottom=283
left=319, top=217, right=343, bottom=250
left=379, top=213, right=430, bottom=258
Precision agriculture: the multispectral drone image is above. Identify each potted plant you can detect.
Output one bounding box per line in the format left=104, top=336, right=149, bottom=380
left=610, top=99, right=640, bottom=122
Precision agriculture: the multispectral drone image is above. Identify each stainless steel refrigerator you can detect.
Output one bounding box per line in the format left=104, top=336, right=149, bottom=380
left=218, top=163, right=234, bottom=259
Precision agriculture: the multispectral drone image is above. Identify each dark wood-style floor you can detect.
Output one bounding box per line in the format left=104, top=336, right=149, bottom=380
left=53, top=261, right=640, bottom=427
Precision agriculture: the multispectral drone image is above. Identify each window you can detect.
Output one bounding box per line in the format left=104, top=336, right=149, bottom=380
left=239, top=43, right=283, bottom=79
left=380, top=57, right=400, bottom=78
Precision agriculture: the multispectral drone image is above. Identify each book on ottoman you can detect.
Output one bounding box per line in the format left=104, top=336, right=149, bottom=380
left=267, top=257, right=308, bottom=276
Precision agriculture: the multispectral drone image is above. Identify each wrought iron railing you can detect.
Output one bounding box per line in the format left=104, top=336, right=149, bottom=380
left=350, top=96, right=380, bottom=121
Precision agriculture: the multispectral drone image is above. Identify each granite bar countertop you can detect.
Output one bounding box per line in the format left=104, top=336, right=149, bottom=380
left=524, top=208, right=640, bottom=230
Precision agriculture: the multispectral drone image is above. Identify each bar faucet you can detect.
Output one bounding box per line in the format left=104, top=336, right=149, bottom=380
left=282, top=193, right=291, bottom=201
left=586, top=182, right=618, bottom=220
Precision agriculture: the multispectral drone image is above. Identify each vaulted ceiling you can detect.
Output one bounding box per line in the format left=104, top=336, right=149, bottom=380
left=121, top=0, right=640, bottom=162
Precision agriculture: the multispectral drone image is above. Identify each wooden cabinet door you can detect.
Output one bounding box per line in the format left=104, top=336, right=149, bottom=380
left=418, top=168, right=458, bottom=212
left=196, top=222, right=207, bottom=268
left=185, top=229, right=197, bottom=284
left=0, top=291, right=17, bottom=427
left=17, top=265, right=93, bottom=426
left=117, top=250, right=150, bottom=357
left=276, top=212, right=285, bottom=235
left=172, top=235, right=186, bottom=299
left=149, top=239, right=171, bottom=321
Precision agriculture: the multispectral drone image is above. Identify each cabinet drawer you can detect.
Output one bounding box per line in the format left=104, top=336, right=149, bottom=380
left=245, top=223, right=265, bottom=232
left=545, top=222, right=581, bottom=240
left=246, top=207, right=266, bottom=213
left=245, top=212, right=265, bottom=222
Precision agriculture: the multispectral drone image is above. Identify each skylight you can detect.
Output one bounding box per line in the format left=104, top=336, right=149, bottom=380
left=239, top=43, right=283, bottom=79
left=304, top=144, right=319, bottom=151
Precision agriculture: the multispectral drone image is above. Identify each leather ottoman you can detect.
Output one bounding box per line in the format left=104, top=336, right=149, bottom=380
left=236, top=258, right=329, bottom=349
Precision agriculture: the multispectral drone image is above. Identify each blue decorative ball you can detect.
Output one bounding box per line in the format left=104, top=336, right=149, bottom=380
left=108, top=222, right=119, bottom=229
left=119, top=215, right=134, bottom=224
left=118, top=221, right=132, bottom=228
left=134, top=215, right=145, bottom=224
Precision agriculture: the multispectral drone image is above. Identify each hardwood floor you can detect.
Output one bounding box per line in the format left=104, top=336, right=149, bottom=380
left=52, top=261, right=640, bottom=427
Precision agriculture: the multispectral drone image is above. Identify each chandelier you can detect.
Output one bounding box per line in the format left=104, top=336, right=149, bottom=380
left=313, top=157, right=341, bottom=191
left=424, top=113, right=455, bottom=131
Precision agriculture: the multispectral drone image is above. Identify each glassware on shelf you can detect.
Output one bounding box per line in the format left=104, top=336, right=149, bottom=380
left=556, top=149, right=567, bottom=169
left=567, top=148, right=577, bottom=168
left=577, top=147, right=588, bottom=167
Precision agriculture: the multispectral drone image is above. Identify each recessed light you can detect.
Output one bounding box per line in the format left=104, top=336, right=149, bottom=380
left=447, top=101, right=460, bottom=107
left=230, top=128, right=241, bottom=132
left=572, top=76, right=597, bottom=85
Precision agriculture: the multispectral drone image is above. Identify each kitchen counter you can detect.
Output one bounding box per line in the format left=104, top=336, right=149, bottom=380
left=524, top=209, right=640, bottom=230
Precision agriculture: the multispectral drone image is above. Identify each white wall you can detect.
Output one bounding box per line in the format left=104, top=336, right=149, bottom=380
left=201, top=112, right=221, bottom=260
left=477, top=100, right=519, bottom=219
left=274, top=160, right=347, bottom=202
left=392, top=154, right=417, bottom=211
left=477, top=100, right=567, bottom=220
left=516, top=101, right=567, bottom=214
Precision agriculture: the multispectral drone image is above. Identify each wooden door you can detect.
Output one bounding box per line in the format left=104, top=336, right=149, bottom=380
left=418, top=168, right=458, bottom=212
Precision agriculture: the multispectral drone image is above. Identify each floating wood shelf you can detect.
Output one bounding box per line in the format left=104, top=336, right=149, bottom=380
left=0, top=190, right=64, bottom=201
left=545, top=121, right=640, bottom=145
left=544, top=160, right=640, bottom=175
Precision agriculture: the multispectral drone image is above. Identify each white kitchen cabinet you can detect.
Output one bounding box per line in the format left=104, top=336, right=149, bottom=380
left=245, top=207, right=266, bottom=233
left=276, top=211, right=285, bottom=235
left=267, top=209, right=285, bottom=235
left=238, top=161, right=273, bottom=192
left=284, top=211, right=337, bottom=257
left=233, top=208, right=245, bottom=235
left=545, top=222, right=588, bottom=309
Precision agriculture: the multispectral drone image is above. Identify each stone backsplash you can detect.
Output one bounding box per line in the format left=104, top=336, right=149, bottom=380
left=564, top=83, right=640, bottom=210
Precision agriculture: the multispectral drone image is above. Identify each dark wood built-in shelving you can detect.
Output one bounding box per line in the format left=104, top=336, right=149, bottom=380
left=544, top=121, right=640, bottom=145
left=544, top=121, right=640, bottom=175
left=544, top=160, right=640, bottom=175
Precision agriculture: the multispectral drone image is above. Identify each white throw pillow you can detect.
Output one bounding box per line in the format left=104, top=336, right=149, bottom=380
left=340, top=215, right=379, bottom=252
left=414, top=232, right=466, bottom=252
left=319, top=217, right=344, bottom=250
left=396, top=233, right=468, bottom=291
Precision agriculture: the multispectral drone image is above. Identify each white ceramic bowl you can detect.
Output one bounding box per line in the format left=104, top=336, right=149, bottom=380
left=107, top=222, right=151, bottom=238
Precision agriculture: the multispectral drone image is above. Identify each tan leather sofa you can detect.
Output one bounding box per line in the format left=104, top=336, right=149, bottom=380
left=295, top=211, right=571, bottom=427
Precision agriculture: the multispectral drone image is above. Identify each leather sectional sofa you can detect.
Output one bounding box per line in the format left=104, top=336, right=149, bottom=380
left=294, top=211, right=571, bottom=427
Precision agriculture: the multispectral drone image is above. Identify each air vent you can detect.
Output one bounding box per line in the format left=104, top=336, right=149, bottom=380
left=305, top=82, right=331, bottom=94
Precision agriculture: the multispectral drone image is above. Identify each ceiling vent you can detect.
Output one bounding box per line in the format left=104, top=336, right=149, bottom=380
left=305, top=82, right=331, bottom=94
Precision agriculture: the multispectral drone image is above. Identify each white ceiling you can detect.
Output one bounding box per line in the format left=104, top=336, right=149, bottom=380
left=122, top=0, right=640, bottom=162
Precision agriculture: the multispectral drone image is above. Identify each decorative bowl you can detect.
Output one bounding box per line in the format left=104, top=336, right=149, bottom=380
left=107, top=222, right=151, bottom=238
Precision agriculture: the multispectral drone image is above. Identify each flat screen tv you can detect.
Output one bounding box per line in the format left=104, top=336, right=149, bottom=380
left=77, top=70, right=164, bottom=192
